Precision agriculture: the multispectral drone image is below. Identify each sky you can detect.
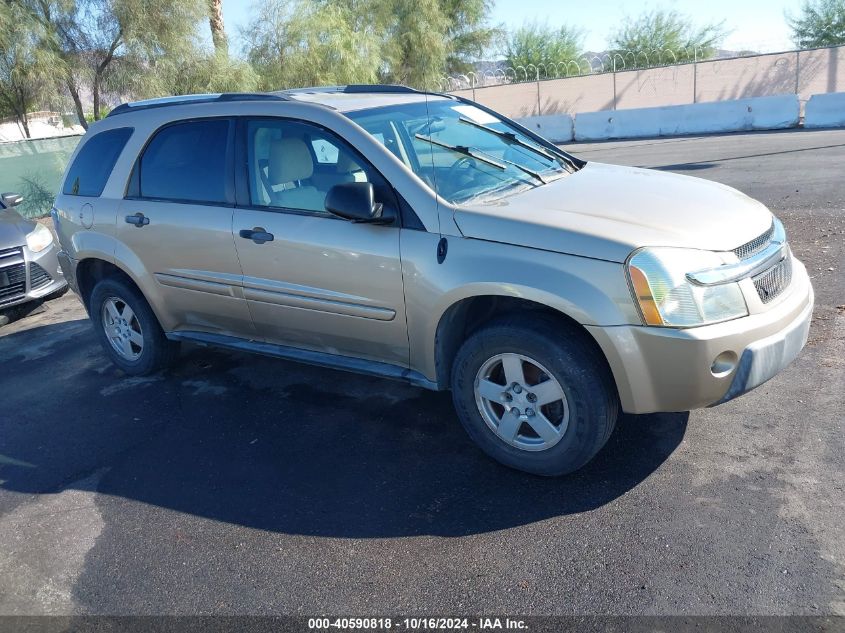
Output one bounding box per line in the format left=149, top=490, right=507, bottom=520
left=220, top=0, right=804, bottom=55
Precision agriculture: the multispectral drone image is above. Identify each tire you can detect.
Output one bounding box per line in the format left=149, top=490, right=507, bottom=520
left=89, top=277, right=179, bottom=376
left=451, top=314, right=619, bottom=476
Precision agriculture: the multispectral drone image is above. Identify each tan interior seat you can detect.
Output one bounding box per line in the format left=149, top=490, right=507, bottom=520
left=267, top=138, right=326, bottom=212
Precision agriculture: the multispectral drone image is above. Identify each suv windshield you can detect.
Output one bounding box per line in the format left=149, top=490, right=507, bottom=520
left=346, top=99, right=575, bottom=204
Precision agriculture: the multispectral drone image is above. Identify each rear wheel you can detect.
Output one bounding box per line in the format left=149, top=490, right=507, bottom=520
left=89, top=277, right=179, bottom=375
left=451, top=315, right=618, bottom=476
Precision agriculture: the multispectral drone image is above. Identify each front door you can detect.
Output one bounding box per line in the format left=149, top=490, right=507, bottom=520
left=118, top=117, right=254, bottom=337
left=232, top=117, right=408, bottom=366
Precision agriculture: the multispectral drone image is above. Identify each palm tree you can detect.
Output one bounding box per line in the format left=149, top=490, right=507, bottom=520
left=208, top=0, right=228, bottom=57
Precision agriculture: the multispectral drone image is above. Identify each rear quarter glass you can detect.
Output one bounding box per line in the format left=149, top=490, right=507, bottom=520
left=62, top=127, right=134, bottom=197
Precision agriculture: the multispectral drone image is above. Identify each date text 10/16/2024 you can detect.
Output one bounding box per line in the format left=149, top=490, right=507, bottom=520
left=308, top=618, right=528, bottom=630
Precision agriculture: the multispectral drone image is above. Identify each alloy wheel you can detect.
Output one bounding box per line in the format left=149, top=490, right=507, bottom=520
left=474, top=353, right=570, bottom=452
left=101, top=296, right=144, bottom=361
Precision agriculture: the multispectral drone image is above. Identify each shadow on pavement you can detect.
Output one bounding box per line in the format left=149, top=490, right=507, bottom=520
left=0, top=319, right=689, bottom=538
left=0, top=299, right=47, bottom=327
left=648, top=141, right=845, bottom=171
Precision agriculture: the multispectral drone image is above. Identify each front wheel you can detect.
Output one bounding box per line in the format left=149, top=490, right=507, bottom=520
left=451, top=316, right=619, bottom=476
left=89, top=277, right=179, bottom=375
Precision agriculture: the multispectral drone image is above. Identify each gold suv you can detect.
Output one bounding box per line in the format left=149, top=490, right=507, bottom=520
left=52, top=86, right=814, bottom=476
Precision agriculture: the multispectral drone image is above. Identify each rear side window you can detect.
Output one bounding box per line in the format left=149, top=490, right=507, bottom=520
left=138, top=119, right=229, bottom=204
left=62, top=127, right=133, bottom=197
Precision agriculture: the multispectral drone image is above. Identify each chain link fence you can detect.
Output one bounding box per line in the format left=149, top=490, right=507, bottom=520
left=439, top=47, right=711, bottom=91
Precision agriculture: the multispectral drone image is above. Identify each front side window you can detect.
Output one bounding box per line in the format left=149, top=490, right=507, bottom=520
left=63, top=127, right=133, bottom=197
left=138, top=119, right=229, bottom=204
left=346, top=99, right=574, bottom=204
left=245, top=119, right=385, bottom=215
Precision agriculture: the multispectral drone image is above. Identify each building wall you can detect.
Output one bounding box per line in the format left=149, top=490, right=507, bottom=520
left=460, top=45, right=845, bottom=118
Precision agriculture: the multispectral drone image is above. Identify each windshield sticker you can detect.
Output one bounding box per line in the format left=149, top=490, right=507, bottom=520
left=452, top=105, right=499, bottom=125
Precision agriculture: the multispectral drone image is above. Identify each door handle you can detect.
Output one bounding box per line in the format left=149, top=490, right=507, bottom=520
left=239, top=227, right=274, bottom=244
left=125, top=212, right=149, bottom=227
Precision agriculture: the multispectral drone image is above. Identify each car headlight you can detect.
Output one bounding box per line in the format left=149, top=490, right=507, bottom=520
left=26, top=223, right=54, bottom=253
left=627, top=247, right=748, bottom=327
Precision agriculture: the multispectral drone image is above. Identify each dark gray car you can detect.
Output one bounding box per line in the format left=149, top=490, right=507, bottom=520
left=0, top=192, right=67, bottom=312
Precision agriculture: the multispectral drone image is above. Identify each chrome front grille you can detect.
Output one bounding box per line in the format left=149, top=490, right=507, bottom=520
left=0, top=246, right=23, bottom=263
left=753, top=256, right=792, bottom=304
left=734, top=222, right=775, bottom=260
left=30, top=262, right=53, bottom=290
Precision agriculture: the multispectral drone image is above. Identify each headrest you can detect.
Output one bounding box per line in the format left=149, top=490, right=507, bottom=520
left=268, top=138, right=314, bottom=184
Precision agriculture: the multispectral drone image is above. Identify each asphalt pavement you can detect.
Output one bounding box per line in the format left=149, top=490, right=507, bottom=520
left=1, top=128, right=843, bottom=616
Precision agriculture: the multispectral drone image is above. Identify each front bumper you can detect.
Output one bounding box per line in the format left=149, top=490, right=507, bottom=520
left=711, top=295, right=812, bottom=405
left=0, top=241, right=67, bottom=311
left=587, top=256, right=814, bottom=414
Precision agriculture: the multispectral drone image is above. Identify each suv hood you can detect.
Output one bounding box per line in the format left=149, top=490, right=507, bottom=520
left=453, top=162, right=773, bottom=263
left=0, top=209, right=34, bottom=248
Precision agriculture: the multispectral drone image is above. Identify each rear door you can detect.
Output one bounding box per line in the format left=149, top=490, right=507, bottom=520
left=231, top=117, right=408, bottom=366
left=117, top=118, right=254, bottom=337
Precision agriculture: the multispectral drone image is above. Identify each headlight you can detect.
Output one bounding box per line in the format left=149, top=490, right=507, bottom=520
left=26, top=223, right=54, bottom=253
left=627, top=247, right=748, bottom=327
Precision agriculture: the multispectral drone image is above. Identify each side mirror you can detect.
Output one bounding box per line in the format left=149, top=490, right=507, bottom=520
left=1, top=192, right=23, bottom=208
left=325, top=182, right=391, bottom=224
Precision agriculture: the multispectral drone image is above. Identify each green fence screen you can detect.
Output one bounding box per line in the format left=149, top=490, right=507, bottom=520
left=0, top=136, right=81, bottom=219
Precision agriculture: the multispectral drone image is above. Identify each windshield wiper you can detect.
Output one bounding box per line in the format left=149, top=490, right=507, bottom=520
left=490, top=154, right=547, bottom=183
left=457, top=116, right=578, bottom=171
left=414, top=134, right=547, bottom=184
left=458, top=117, right=557, bottom=160
left=414, top=134, right=506, bottom=170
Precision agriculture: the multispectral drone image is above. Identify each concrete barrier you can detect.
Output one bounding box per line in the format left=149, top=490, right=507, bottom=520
left=804, top=92, right=845, bottom=128
left=574, top=94, right=800, bottom=141
left=515, top=114, right=574, bottom=143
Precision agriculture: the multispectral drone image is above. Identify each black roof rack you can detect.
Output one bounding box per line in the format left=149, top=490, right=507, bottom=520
left=107, top=86, right=426, bottom=119
left=107, top=92, right=291, bottom=118
left=279, top=84, right=422, bottom=95
left=343, top=84, right=421, bottom=94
